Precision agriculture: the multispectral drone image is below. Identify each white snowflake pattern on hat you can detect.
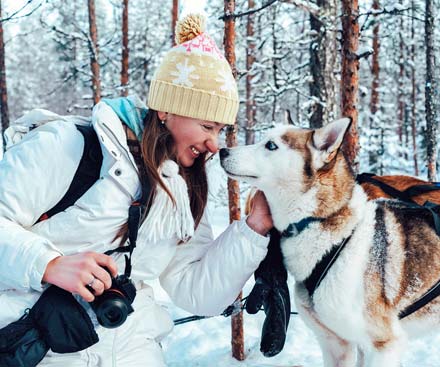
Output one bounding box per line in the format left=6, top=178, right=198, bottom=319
left=171, top=58, right=200, bottom=87
left=215, top=68, right=236, bottom=97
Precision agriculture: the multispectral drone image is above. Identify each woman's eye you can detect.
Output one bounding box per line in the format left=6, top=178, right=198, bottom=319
left=265, top=141, right=278, bottom=151
left=202, top=125, right=214, bottom=131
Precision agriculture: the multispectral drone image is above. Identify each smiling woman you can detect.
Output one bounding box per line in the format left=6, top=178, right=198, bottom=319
left=157, top=112, right=225, bottom=168
left=0, top=13, right=273, bottom=367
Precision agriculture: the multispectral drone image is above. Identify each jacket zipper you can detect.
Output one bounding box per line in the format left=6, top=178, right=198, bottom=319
left=101, top=122, right=139, bottom=173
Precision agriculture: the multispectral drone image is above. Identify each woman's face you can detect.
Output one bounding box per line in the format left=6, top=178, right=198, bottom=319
left=158, top=111, right=226, bottom=168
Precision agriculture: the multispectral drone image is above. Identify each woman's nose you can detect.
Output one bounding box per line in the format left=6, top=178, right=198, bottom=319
left=205, top=139, right=219, bottom=154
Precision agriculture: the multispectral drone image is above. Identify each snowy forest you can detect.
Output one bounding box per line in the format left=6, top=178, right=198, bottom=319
left=1, top=0, right=439, bottom=179
left=1, top=1, right=440, bottom=366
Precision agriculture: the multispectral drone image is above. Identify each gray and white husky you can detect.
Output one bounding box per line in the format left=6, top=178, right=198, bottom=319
left=220, top=118, right=440, bottom=367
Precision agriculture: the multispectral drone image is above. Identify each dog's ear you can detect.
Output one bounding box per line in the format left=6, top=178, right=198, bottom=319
left=311, top=118, right=351, bottom=164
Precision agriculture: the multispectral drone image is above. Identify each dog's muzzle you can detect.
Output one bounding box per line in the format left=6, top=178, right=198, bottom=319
left=219, top=148, right=229, bottom=160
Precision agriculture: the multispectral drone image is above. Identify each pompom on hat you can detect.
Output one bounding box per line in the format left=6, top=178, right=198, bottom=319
left=147, top=14, right=239, bottom=125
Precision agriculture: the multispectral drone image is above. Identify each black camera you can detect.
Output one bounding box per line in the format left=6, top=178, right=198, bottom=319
left=90, top=273, right=136, bottom=329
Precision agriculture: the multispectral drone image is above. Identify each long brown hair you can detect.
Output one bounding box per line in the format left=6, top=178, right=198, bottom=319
left=115, top=109, right=208, bottom=244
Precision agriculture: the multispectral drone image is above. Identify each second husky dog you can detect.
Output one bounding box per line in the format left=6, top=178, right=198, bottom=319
left=220, top=118, right=440, bottom=367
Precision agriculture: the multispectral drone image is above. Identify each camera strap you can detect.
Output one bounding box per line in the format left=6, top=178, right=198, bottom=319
left=104, top=138, right=151, bottom=278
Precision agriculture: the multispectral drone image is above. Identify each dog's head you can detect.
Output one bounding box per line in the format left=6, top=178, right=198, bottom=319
left=220, top=118, right=353, bottom=214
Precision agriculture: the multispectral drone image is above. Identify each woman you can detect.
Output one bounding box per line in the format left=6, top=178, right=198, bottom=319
left=0, top=14, right=272, bottom=366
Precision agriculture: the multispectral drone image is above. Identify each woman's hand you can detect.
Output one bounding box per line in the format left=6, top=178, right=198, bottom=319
left=42, top=252, right=118, bottom=302
left=246, top=190, right=273, bottom=236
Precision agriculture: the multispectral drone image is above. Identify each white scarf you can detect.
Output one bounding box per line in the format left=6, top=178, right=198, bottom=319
left=140, top=160, right=194, bottom=243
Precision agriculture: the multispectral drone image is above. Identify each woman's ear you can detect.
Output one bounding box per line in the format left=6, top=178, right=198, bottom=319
left=157, top=111, right=168, bottom=121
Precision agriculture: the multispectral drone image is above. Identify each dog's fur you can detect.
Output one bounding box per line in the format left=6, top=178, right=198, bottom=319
left=220, top=119, right=440, bottom=367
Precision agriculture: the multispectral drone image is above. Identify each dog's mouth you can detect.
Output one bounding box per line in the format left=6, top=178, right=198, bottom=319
left=223, top=169, right=258, bottom=180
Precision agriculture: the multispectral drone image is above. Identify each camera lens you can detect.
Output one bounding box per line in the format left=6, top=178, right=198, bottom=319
left=95, top=298, right=129, bottom=329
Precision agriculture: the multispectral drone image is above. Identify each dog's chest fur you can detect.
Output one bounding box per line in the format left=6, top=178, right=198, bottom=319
left=279, top=185, right=378, bottom=341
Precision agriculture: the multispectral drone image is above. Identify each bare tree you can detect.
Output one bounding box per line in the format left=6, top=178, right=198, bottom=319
left=309, top=0, right=338, bottom=128
left=0, top=0, right=9, bottom=150
left=245, top=0, right=256, bottom=145
left=397, top=0, right=405, bottom=146
left=224, top=0, right=244, bottom=361
left=270, top=5, right=279, bottom=123
left=171, top=0, right=178, bottom=46
left=368, top=0, right=380, bottom=171
left=424, top=0, right=438, bottom=180
left=88, top=0, right=101, bottom=105
left=121, top=0, right=129, bottom=96
left=340, top=0, right=360, bottom=169
left=410, top=0, right=418, bottom=176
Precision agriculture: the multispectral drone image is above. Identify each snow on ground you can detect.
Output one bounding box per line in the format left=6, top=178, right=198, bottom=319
left=149, top=160, right=440, bottom=367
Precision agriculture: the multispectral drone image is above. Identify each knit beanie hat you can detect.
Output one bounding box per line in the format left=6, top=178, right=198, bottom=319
left=147, top=14, right=239, bottom=125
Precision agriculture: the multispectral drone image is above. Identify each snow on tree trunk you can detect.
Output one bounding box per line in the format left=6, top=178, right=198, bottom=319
left=223, top=0, right=244, bottom=361
left=171, top=0, right=179, bottom=46
left=309, top=0, right=338, bottom=128
left=340, top=0, right=360, bottom=169
left=368, top=0, right=380, bottom=171
left=410, top=0, right=419, bottom=176
left=121, top=0, right=129, bottom=97
left=245, top=0, right=256, bottom=145
left=424, top=0, right=438, bottom=181
left=88, top=0, right=101, bottom=105
left=0, top=0, right=9, bottom=151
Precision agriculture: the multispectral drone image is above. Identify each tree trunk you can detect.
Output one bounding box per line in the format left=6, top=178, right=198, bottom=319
left=271, top=5, right=278, bottom=124
left=121, top=0, right=129, bottom=97
left=368, top=0, right=380, bottom=171
left=224, top=0, right=244, bottom=361
left=171, top=0, right=179, bottom=46
left=397, top=0, right=405, bottom=147
left=0, top=0, right=9, bottom=151
left=309, top=0, right=338, bottom=128
left=340, top=0, right=360, bottom=169
left=424, top=0, right=438, bottom=181
left=245, top=0, right=256, bottom=145
left=410, top=0, right=418, bottom=176
left=88, top=0, right=101, bottom=105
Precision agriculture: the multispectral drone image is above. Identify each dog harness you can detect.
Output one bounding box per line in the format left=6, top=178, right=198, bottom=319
left=356, top=173, right=440, bottom=236
left=284, top=176, right=440, bottom=319
left=357, top=173, right=440, bottom=319
left=280, top=217, right=353, bottom=297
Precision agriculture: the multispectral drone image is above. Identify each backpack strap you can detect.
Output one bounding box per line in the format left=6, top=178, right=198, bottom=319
left=37, top=125, right=103, bottom=222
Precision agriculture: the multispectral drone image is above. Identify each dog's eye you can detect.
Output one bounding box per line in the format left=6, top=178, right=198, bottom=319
left=265, top=141, right=278, bottom=151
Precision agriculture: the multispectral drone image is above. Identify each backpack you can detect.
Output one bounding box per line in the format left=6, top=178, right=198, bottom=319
left=0, top=113, right=146, bottom=367
left=4, top=110, right=103, bottom=222
left=37, top=124, right=103, bottom=222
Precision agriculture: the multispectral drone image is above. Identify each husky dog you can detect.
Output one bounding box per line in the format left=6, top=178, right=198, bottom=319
left=220, top=118, right=440, bottom=367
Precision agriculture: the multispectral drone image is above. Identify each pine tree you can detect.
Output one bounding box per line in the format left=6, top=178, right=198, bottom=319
left=309, top=0, right=338, bottom=128
left=223, top=0, right=244, bottom=361
left=368, top=0, right=380, bottom=173
left=88, top=0, right=101, bottom=105
left=0, top=0, right=9, bottom=151
left=171, top=0, right=179, bottom=46
left=121, top=0, right=129, bottom=96
left=245, top=0, right=256, bottom=144
left=340, top=0, right=360, bottom=169
left=424, top=0, right=438, bottom=180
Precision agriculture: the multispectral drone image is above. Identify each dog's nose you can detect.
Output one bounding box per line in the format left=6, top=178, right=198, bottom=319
left=219, top=148, right=229, bottom=159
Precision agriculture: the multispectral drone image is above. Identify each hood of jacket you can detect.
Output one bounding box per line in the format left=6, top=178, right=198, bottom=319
left=102, top=95, right=148, bottom=141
